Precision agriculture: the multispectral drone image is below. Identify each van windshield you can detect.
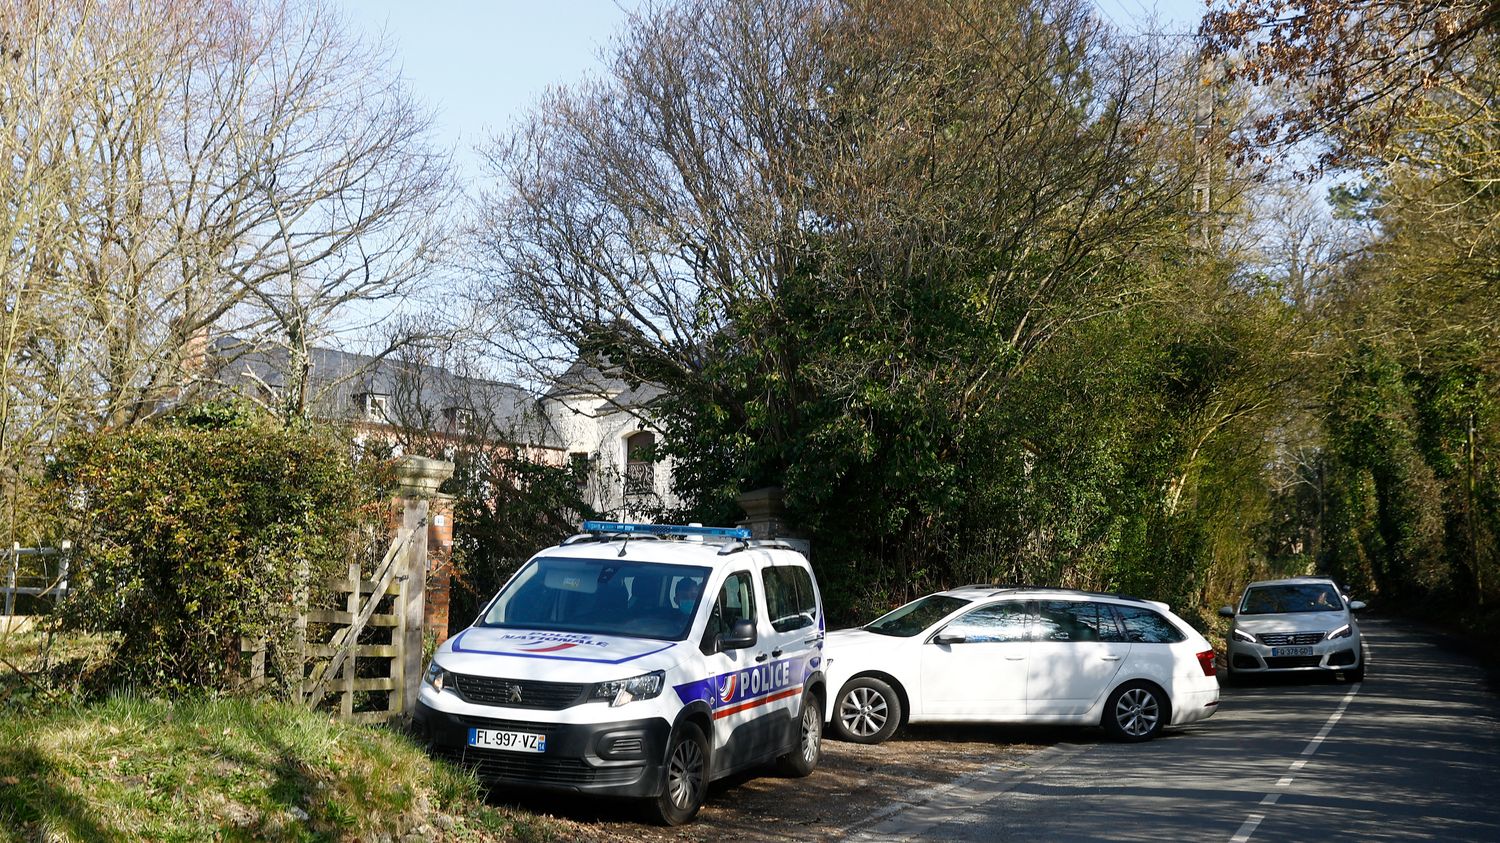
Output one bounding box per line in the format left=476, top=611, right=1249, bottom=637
left=479, top=556, right=712, bottom=641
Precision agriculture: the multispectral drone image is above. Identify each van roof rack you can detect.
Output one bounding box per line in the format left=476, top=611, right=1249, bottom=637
left=717, top=539, right=796, bottom=556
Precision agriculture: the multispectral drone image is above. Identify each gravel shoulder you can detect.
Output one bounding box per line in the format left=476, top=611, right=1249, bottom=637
left=490, top=725, right=1061, bottom=842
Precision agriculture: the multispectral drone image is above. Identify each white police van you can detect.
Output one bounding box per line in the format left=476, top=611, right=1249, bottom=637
left=414, top=521, right=826, bottom=825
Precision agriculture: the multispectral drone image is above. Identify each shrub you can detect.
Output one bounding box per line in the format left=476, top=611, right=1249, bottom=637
left=44, top=402, right=387, bottom=695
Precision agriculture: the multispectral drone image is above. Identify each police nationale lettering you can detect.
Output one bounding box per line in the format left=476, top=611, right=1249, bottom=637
left=709, top=658, right=802, bottom=718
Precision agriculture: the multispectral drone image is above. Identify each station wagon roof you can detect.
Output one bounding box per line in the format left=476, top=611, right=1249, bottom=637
left=935, top=585, right=1168, bottom=612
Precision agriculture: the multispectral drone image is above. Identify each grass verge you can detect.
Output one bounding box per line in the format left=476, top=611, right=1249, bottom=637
left=0, top=695, right=559, bottom=842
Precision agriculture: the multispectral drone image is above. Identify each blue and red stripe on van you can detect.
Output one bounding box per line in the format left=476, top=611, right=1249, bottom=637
left=674, top=657, right=811, bottom=719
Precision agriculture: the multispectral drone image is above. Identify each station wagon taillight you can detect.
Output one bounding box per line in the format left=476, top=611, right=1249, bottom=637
left=1196, top=649, right=1217, bottom=677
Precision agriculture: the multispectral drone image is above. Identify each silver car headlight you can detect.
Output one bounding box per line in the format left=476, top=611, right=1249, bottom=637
left=423, top=661, right=450, bottom=693
left=591, top=670, right=665, bottom=706
left=1231, top=627, right=1257, bottom=644
left=1326, top=624, right=1353, bottom=640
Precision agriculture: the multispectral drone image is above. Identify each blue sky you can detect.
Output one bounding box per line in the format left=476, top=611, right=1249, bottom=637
left=339, top=0, right=1211, bottom=180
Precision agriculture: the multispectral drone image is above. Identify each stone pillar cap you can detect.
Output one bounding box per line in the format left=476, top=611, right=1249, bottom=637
left=393, top=455, right=455, bottom=497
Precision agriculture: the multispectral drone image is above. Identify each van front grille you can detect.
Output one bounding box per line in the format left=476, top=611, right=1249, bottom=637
left=450, top=673, right=588, bottom=710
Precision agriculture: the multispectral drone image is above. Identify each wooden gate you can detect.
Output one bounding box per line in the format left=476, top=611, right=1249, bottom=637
left=242, top=519, right=424, bottom=724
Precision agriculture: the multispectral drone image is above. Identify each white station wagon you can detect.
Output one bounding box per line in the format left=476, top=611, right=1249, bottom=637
left=824, top=586, right=1220, bottom=743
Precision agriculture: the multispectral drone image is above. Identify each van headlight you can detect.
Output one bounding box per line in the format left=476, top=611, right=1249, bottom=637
left=591, top=671, right=665, bottom=706
left=1231, top=628, right=1257, bottom=644
left=424, top=661, right=450, bottom=693
left=1326, top=624, right=1352, bottom=640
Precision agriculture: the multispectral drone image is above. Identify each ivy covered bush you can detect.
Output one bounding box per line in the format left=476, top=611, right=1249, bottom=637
left=45, top=402, right=388, bottom=695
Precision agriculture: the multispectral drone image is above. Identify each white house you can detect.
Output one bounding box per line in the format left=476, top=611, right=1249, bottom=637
left=208, top=339, right=679, bottom=518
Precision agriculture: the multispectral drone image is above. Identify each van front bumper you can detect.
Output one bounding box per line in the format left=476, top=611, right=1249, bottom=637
left=413, top=700, right=671, bottom=798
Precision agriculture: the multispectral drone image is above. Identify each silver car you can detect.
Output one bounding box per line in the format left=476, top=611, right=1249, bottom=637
left=1219, top=577, right=1366, bottom=683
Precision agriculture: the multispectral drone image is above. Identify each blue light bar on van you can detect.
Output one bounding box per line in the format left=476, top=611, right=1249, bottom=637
left=582, top=520, right=751, bottom=540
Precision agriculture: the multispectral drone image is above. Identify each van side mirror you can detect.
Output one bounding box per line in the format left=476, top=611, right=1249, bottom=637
left=1218, top=606, right=1234, bottom=618
left=932, top=632, right=966, bottom=645
left=718, top=618, right=758, bottom=651
left=1349, top=600, right=1366, bottom=612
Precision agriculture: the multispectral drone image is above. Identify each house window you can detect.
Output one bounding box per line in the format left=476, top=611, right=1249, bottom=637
left=355, top=392, right=389, bottom=422
left=624, top=431, right=655, bottom=497
left=443, top=406, right=475, bottom=434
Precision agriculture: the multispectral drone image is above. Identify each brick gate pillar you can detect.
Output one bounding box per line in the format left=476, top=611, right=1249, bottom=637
left=392, top=455, right=455, bottom=716
left=424, top=493, right=456, bottom=643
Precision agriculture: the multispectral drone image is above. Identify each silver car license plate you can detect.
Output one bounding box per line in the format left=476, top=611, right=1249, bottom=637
left=1271, top=646, right=1314, bottom=657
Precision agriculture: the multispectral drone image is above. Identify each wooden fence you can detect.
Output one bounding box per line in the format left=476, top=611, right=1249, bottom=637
left=2, top=542, right=72, bottom=619
left=242, top=520, right=424, bottom=725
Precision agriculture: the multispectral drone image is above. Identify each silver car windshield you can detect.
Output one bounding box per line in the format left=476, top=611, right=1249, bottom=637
left=1240, top=584, right=1343, bottom=615
left=479, top=557, right=711, bottom=641
left=865, top=594, right=972, bottom=637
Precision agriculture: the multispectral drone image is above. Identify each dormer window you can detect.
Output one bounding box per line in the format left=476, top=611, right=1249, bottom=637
left=443, top=406, right=475, bottom=434
left=355, top=392, right=389, bottom=422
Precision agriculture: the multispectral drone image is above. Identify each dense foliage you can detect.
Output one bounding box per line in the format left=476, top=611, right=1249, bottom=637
left=479, top=0, right=1293, bottom=620
left=44, top=402, right=387, bottom=695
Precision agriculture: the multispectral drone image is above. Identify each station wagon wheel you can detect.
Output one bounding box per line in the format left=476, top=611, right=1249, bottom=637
left=1103, top=681, right=1166, bottom=742
left=833, top=677, right=902, bottom=744
left=646, top=722, right=708, bottom=825
left=778, top=690, right=824, bottom=777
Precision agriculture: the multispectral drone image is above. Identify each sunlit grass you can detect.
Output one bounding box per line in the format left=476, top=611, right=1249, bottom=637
left=0, top=695, right=557, bottom=842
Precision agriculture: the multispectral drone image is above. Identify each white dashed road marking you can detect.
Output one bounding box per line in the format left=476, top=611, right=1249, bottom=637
left=1229, top=649, right=1367, bottom=842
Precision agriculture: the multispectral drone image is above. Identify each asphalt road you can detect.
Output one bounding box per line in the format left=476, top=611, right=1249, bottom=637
left=844, top=617, right=1500, bottom=842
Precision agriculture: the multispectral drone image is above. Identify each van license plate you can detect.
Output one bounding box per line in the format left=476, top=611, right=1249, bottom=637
left=468, top=728, right=546, bottom=753
left=1271, top=646, right=1314, bottom=657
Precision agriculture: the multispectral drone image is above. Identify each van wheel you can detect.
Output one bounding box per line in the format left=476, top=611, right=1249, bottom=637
left=1103, top=681, right=1166, bottom=742
left=777, top=691, right=823, bottom=777
left=645, top=722, right=708, bottom=826
left=833, top=677, right=902, bottom=744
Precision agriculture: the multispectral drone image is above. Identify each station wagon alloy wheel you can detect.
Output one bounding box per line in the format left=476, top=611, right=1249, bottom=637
left=842, top=687, right=888, bottom=736
left=1103, top=682, right=1166, bottom=742
left=833, top=677, right=903, bottom=743
left=1115, top=688, right=1159, bottom=736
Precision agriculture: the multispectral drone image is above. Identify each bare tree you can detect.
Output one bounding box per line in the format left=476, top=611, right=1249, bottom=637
left=0, top=0, right=452, bottom=531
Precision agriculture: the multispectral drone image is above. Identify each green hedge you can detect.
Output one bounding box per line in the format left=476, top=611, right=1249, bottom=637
left=45, top=403, right=387, bottom=696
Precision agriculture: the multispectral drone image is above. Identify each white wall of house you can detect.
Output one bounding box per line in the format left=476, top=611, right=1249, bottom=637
left=545, top=393, right=680, bottom=520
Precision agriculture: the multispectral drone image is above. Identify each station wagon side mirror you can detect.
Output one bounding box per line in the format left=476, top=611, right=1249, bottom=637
left=1348, top=600, right=1366, bottom=612
left=1217, top=606, right=1234, bottom=618
left=718, top=618, right=758, bottom=651
left=931, top=632, right=966, bottom=645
